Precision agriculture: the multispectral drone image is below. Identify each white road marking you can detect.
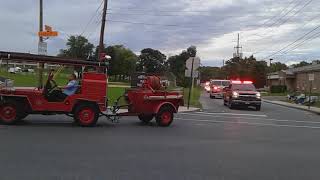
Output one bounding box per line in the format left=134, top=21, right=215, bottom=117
left=176, top=118, right=320, bottom=129
left=179, top=113, right=320, bottom=124
left=183, top=111, right=267, bottom=117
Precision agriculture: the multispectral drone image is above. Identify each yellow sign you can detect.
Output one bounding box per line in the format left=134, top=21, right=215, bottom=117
left=38, top=25, right=58, bottom=37
left=38, top=31, right=58, bottom=37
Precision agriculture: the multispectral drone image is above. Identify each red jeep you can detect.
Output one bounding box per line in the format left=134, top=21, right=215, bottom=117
left=0, top=51, right=183, bottom=127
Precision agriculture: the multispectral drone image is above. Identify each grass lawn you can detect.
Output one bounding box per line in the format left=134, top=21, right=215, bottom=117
left=0, top=70, right=68, bottom=87
left=262, top=92, right=288, bottom=96
left=183, top=87, right=202, bottom=108
left=107, top=87, right=127, bottom=106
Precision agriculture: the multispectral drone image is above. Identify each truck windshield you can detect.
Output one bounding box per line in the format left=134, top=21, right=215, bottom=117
left=232, top=84, right=256, bottom=91
left=221, top=81, right=230, bottom=86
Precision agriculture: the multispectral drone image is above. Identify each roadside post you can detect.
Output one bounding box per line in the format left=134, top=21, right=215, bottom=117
left=185, top=57, right=200, bottom=109
left=308, top=73, right=314, bottom=109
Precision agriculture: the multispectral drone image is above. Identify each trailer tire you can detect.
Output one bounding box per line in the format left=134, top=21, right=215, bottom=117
left=74, top=104, right=99, bottom=127
left=138, top=114, right=154, bottom=123
left=0, top=101, right=20, bottom=125
left=156, top=106, right=174, bottom=127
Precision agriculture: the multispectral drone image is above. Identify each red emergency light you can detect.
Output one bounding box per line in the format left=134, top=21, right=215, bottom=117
left=243, top=81, right=253, bottom=84
left=231, top=80, right=253, bottom=84
left=231, top=80, right=242, bottom=84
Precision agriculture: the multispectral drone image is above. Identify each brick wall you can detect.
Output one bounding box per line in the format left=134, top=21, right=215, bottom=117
left=296, top=71, right=320, bottom=93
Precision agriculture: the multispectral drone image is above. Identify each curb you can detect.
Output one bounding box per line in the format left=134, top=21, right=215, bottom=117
left=178, top=107, right=201, bottom=113
left=263, top=99, right=320, bottom=115
left=178, top=108, right=201, bottom=113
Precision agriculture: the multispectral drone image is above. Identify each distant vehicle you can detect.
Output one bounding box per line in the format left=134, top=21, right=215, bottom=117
left=204, top=81, right=210, bottom=92
left=209, top=80, right=230, bottom=99
left=223, top=80, right=261, bottom=110
left=8, top=67, right=21, bottom=74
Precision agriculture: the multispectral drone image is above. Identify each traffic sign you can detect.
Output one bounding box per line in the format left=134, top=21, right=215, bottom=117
left=38, top=31, right=58, bottom=37
left=185, top=57, right=200, bottom=78
left=38, top=42, right=47, bottom=55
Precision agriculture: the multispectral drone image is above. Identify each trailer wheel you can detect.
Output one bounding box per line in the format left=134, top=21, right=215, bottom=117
left=138, top=114, right=154, bottom=123
left=0, top=102, right=19, bottom=125
left=156, top=106, right=174, bottom=127
left=74, top=104, right=99, bottom=127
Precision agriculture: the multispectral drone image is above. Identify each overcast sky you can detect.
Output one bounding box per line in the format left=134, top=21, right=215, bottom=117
left=0, top=0, right=320, bottom=66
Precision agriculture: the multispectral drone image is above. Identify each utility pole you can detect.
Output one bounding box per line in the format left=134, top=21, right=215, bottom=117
left=233, top=33, right=242, bottom=58
left=38, top=0, right=44, bottom=89
left=269, top=58, right=273, bottom=67
left=98, top=0, right=108, bottom=60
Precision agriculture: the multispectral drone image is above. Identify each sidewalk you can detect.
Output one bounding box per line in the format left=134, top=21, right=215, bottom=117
left=263, top=99, right=320, bottom=115
left=116, top=106, right=200, bottom=114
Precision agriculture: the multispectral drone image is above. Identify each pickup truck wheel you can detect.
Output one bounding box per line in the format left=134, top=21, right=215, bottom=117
left=156, top=107, right=174, bottom=127
left=256, top=105, right=261, bottom=111
left=228, top=100, right=235, bottom=109
left=74, top=104, right=99, bottom=127
left=0, top=102, right=19, bottom=125
left=138, top=114, right=154, bottom=123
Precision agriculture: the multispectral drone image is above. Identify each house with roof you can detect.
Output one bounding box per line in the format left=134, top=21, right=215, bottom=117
left=267, top=63, right=320, bottom=93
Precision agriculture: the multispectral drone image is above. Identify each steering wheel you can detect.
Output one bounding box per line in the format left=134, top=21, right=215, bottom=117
left=48, top=79, right=60, bottom=93
left=44, top=79, right=60, bottom=97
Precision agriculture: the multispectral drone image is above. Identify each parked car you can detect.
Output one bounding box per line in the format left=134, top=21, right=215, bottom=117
left=223, top=80, right=261, bottom=110
left=210, top=80, right=230, bottom=99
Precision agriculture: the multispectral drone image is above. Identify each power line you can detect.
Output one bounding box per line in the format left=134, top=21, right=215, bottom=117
left=257, top=0, right=298, bottom=28
left=253, top=0, right=305, bottom=37
left=262, top=24, right=320, bottom=60
left=106, top=19, right=225, bottom=30
left=282, top=30, right=320, bottom=54
left=80, top=0, right=104, bottom=36
left=264, top=0, right=313, bottom=35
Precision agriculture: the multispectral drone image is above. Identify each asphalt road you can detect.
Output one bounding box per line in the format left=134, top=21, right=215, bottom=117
left=1, top=91, right=320, bottom=180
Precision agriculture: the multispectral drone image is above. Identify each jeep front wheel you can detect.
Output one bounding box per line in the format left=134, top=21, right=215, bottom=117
left=0, top=103, right=19, bottom=125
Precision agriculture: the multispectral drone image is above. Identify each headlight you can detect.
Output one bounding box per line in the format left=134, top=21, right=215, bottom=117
left=256, top=92, right=261, bottom=99
left=232, top=91, right=239, bottom=98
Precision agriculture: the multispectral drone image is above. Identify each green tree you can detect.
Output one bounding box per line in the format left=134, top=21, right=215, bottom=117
left=101, top=45, right=138, bottom=81
left=137, top=48, right=167, bottom=73
left=59, top=35, right=94, bottom=76
left=199, top=66, right=226, bottom=82
left=292, top=61, right=311, bottom=68
left=269, top=62, right=288, bottom=72
left=59, top=35, right=94, bottom=59
left=167, top=51, right=189, bottom=86
left=224, top=56, right=268, bottom=88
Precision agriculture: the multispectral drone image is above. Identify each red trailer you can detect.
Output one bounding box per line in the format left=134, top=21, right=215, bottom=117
left=0, top=51, right=183, bottom=127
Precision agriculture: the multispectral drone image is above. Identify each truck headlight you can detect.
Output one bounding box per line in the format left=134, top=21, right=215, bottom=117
left=256, top=92, right=261, bottom=99
left=232, top=91, right=239, bottom=98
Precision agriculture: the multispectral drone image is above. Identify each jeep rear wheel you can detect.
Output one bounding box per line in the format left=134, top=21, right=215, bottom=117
left=156, top=106, right=174, bottom=127
left=138, top=114, right=154, bottom=123
left=74, top=104, right=99, bottom=127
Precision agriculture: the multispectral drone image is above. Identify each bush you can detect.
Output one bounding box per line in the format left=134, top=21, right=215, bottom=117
left=270, top=85, right=287, bottom=93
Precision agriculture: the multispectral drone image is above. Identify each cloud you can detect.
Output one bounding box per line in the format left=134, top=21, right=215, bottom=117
left=0, top=0, right=320, bottom=66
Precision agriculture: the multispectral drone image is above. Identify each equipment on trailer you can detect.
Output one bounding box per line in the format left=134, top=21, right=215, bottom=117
left=0, top=51, right=183, bottom=127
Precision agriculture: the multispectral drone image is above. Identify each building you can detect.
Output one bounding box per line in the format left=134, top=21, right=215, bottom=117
left=267, top=63, right=320, bottom=93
